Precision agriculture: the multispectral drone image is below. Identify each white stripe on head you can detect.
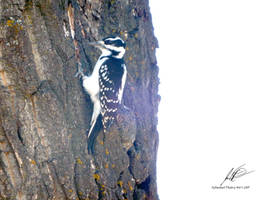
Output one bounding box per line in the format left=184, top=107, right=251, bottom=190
left=105, top=36, right=123, bottom=42
left=105, top=46, right=125, bottom=58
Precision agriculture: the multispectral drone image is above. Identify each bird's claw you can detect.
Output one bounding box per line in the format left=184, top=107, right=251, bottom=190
left=123, top=105, right=130, bottom=110
left=75, top=66, right=84, bottom=78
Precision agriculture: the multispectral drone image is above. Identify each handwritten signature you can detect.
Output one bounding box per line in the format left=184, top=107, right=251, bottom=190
left=220, top=164, right=254, bottom=186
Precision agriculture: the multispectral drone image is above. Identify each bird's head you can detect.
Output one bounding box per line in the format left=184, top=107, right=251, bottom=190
left=89, top=36, right=126, bottom=59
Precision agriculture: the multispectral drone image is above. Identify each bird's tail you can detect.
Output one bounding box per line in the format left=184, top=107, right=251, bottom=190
left=87, top=115, right=102, bottom=154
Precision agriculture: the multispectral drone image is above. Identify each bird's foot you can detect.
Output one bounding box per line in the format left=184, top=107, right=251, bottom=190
left=75, top=65, right=84, bottom=78
left=123, top=105, right=130, bottom=110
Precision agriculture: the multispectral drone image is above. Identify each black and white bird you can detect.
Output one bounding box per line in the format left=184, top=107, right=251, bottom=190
left=76, top=36, right=127, bottom=138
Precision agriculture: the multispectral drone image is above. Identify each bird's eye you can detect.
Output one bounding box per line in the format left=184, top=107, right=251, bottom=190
left=104, top=40, right=112, bottom=45
left=103, top=38, right=125, bottom=48
left=114, top=40, right=125, bottom=47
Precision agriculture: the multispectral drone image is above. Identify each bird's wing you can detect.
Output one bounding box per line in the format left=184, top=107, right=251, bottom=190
left=99, top=62, right=125, bottom=132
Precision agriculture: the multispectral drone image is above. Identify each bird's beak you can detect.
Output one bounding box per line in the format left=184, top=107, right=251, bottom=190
left=88, top=41, right=106, bottom=50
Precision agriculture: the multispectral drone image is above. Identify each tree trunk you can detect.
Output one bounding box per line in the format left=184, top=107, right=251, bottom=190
left=0, top=0, right=159, bottom=199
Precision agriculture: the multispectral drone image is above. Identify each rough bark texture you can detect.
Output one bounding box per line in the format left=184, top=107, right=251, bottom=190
left=0, top=0, right=159, bottom=199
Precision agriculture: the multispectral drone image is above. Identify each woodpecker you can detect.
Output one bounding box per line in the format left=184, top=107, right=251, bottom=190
left=76, top=36, right=127, bottom=138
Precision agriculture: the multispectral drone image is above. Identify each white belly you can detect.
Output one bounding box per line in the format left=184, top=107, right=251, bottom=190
left=83, top=75, right=99, bottom=100
left=82, top=56, right=108, bottom=102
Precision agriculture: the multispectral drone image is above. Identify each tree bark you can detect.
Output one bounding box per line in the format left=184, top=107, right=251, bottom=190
left=0, top=0, right=159, bottom=199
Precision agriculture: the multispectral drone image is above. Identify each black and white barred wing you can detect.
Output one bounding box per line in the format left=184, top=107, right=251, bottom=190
left=99, top=63, right=126, bottom=132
